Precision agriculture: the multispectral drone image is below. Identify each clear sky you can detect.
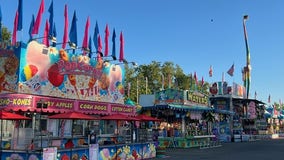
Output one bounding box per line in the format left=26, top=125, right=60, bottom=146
left=0, top=0, right=283, bottom=104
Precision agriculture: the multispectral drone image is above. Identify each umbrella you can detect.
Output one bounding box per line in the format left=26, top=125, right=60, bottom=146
left=48, top=111, right=98, bottom=120
left=100, top=114, right=139, bottom=121
left=0, top=110, right=31, bottom=120
left=136, top=114, right=161, bottom=121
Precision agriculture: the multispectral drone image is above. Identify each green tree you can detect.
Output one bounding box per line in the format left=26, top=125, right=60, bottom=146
left=1, top=26, right=11, bottom=42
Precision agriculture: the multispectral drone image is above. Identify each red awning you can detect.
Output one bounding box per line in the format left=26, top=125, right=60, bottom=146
left=0, top=110, right=31, bottom=120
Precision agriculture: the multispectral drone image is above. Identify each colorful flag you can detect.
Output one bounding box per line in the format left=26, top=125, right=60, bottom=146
left=119, top=31, right=124, bottom=62
left=12, top=11, right=19, bottom=45
left=93, top=21, right=99, bottom=51
left=43, top=20, right=49, bottom=47
left=48, top=0, right=54, bottom=37
left=82, top=16, right=90, bottom=53
left=32, top=0, right=44, bottom=35
left=104, top=24, right=110, bottom=56
left=209, top=65, right=213, bottom=77
left=62, top=5, right=68, bottom=49
left=17, top=0, right=23, bottom=31
left=69, top=11, right=77, bottom=47
left=0, top=5, right=2, bottom=41
left=28, top=15, right=35, bottom=41
left=111, top=28, right=117, bottom=60
left=243, top=15, right=251, bottom=98
left=227, top=64, right=234, bottom=76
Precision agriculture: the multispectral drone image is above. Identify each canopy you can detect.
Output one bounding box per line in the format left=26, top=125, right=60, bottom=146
left=136, top=114, right=161, bottom=121
left=100, top=114, right=139, bottom=121
left=0, top=110, right=31, bottom=120
left=48, top=111, right=98, bottom=120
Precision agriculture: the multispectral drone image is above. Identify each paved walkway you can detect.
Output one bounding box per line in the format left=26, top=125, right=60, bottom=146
left=151, top=138, right=284, bottom=160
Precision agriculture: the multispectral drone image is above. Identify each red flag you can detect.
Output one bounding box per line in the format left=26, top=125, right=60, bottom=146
left=104, top=24, right=110, bottom=56
left=43, top=20, right=49, bottom=47
left=227, top=64, right=234, bottom=76
left=98, top=35, right=102, bottom=52
left=12, top=11, right=19, bottom=45
left=201, top=76, right=204, bottom=86
left=32, top=0, right=44, bottom=35
left=82, top=16, right=90, bottom=53
left=119, top=31, right=124, bottom=62
left=194, top=72, right=198, bottom=85
left=62, top=5, right=68, bottom=49
left=209, top=65, right=213, bottom=77
left=97, top=35, right=102, bottom=61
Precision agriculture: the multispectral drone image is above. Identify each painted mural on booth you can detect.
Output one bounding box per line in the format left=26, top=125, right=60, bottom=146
left=18, top=41, right=125, bottom=103
left=0, top=42, right=22, bottom=94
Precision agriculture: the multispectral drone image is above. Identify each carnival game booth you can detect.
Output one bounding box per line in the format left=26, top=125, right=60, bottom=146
left=209, top=81, right=266, bottom=142
left=140, top=89, right=216, bottom=148
left=0, top=40, right=156, bottom=159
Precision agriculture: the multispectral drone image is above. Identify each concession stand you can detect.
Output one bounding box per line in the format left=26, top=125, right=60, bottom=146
left=140, top=89, right=216, bottom=148
left=0, top=41, right=156, bottom=160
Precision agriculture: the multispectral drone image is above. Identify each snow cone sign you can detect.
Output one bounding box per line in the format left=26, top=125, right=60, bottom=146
left=17, top=41, right=125, bottom=104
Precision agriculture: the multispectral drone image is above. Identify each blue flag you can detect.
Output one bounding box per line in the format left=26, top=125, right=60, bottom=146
left=88, top=36, right=92, bottom=58
left=93, top=21, right=99, bottom=50
left=69, top=11, right=77, bottom=47
left=28, top=15, right=35, bottom=41
left=48, top=0, right=54, bottom=37
left=52, top=22, right=57, bottom=47
left=17, top=0, right=23, bottom=31
left=111, top=28, right=117, bottom=60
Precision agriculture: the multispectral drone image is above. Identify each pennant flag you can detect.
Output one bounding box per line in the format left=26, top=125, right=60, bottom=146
left=93, top=21, right=99, bottom=51
left=119, top=31, right=124, bottom=62
left=28, top=15, right=35, bottom=41
left=82, top=16, right=90, bottom=53
left=194, top=72, right=198, bottom=85
left=0, top=5, right=2, bottom=41
left=111, top=28, right=117, bottom=60
left=104, top=24, right=110, bottom=56
left=254, top=91, right=257, bottom=99
left=227, top=64, right=234, bottom=76
left=32, top=0, right=44, bottom=35
left=209, top=65, right=213, bottom=77
left=52, top=22, right=57, bottom=47
left=243, top=15, right=251, bottom=98
left=48, top=0, right=54, bottom=37
left=43, top=20, right=49, bottom=47
left=12, top=11, right=19, bottom=45
left=201, top=76, right=204, bottom=86
left=17, top=0, right=23, bottom=31
left=88, top=36, right=92, bottom=54
left=62, top=4, right=68, bottom=49
left=69, top=11, right=77, bottom=47
left=98, top=35, right=102, bottom=52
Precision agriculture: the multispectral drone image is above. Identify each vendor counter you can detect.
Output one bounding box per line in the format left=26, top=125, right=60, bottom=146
left=1, top=142, right=157, bottom=160
left=158, top=135, right=215, bottom=148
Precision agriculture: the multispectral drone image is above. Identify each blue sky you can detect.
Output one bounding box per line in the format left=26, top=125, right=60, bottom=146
left=1, top=0, right=283, bottom=104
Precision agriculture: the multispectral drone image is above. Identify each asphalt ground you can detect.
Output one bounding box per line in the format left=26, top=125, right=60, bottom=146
left=151, top=139, right=284, bottom=160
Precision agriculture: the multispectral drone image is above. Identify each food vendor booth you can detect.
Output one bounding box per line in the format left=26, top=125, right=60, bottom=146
left=140, top=89, right=216, bottom=148
left=209, top=81, right=265, bottom=142
left=0, top=40, right=156, bottom=159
